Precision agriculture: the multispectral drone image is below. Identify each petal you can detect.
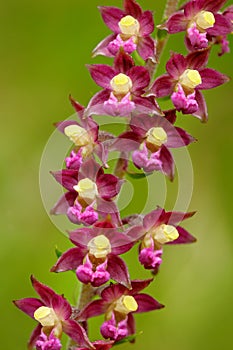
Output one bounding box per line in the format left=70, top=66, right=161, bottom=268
left=133, top=95, right=162, bottom=115
left=63, top=319, right=93, bottom=348
left=137, top=36, right=155, bottom=60
left=87, top=64, right=115, bottom=89
left=124, top=0, right=143, bottom=19
left=166, top=127, right=196, bottom=148
left=208, top=13, right=232, bottom=36
left=151, top=75, right=175, bottom=97
left=13, top=298, right=44, bottom=319
left=128, top=66, right=150, bottom=91
left=107, top=254, right=131, bottom=289
left=28, top=324, right=42, bottom=350
left=127, top=225, right=145, bottom=241
left=98, top=6, right=124, bottom=33
left=139, top=11, right=154, bottom=35
left=114, top=51, right=134, bottom=74
left=126, top=313, right=136, bottom=337
left=97, top=174, right=123, bottom=199
left=161, top=210, right=196, bottom=225
left=79, top=158, right=103, bottom=181
left=31, top=276, right=56, bottom=306
left=166, top=53, right=187, bottom=79
left=133, top=293, right=164, bottom=313
left=193, top=90, right=208, bottom=122
left=50, top=247, right=85, bottom=272
left=112, top=131, right=141, bottom=152
left=101, top=283, right=127, bottom=302
left=52, top=293, right=72, bottom=320
left=50, top=192, right=77, bottom=215
left=55, top=120, right=79, bottom=134
left=143, top=208, right=164, bottom=231
left=167, top=226, right=196, bottom=244
left=159, top=146, right=175, bottom=181
left=50, top=169, right=78, bottom=192
left=86, top=90, right=111, bottom=116
left=201, top=0, right=227, bottom=12
left=77, top=300, right=107, bottom=321
left=92, top=34, right=116, bottom=58
left=128, top=279, right=153, bottom=295
left=186, top=49, right=210, bottom=70
left=166, top=12, right=188, bottom=33
left=198, top=68, right=229, bottom=90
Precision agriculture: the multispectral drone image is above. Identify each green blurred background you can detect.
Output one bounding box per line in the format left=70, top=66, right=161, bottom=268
left=1, top=0, right=233, bottom=349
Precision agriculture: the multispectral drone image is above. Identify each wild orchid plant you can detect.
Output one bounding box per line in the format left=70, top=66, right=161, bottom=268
left=14, top=0, right=232, bottom=349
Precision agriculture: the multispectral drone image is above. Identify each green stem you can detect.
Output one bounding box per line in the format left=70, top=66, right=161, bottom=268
left=147, top=0, right=179, bottom=81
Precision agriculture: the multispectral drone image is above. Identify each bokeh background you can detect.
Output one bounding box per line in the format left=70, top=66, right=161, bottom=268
left=1, top=0, right=233, bottom=349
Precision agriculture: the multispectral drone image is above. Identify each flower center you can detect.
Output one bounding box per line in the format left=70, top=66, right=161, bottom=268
left=73, top=178, right=98, bottom=202
left=146, top=127, right=168, bottom=147
left=114, top=295, right=138, bottom=315
left=34, top=306, right=58, bottom=327
left=179, top=69, right=202, bottom=90
left=64, top=125, right=91, bottom=147
left=88, top=234, right=111, bottom=258
left=195, top=10, right=215, bottom=30
left=110, top=73, right=133, bottom=96
left=118, top=15, right=140, bottom=36
left=152, top=224, right=179, bottom=244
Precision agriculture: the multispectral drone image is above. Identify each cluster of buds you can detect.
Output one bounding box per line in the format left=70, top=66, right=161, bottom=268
left=14, top=1, right=231, bottom=349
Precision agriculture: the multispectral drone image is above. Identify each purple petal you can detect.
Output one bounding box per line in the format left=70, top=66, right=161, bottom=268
left=129, top=66, right=150, bottom=91
left=164, top=109, right=177, bottom=124
left=133, top=95, right=162, bottom=115
left=208, top=13, right=232, bottom=36
left=143, top=208, right=164, bottom=231
left=127, top=225, right=145, bottom=241
left=184, top=1, right=201, bottom=18
left=51, top=247, right=85, bottom=272
left=87, top=64, right=115, bottom=89
left=13, top=298, right=44, bottom=319
left=92, top=34, right=116, bottom=58
left=186, top=49, right=210, bottom=70
left=86, top=90, right=111, bottom=116
left=50, top=192, right=77, bottom=215
left=166, top=12, right=188, bottom=33
left=69, top=96, right=85, bottom=117
left=52, top=293, right=72, bottom=320
left=160, top=210, right=195, bottom=225
left=201, top=0, right=227, bottom=12
left=139, top=11, right=154, bottom=35
left=114, top=51, right=134, bottom=74
left=98, top=6, right=124, bottom=33
left=50, top=169, right=78, bottom=192
left=137, top=36, right=155, bottom=60
left=77, top=300, right=107, bottom=321
left=130, top=114, right=154, bottom=135
left=107, top=254, right=131, bottom=288
left=127, top=313, right=136, bottom=337
left=101, top=283, right=127, bottom=302
left=198, top=68, right=229, bottom=90
left=28, top=324, right=42, bottom=350
left=133, top=293, right=164, bottom=313
left=97, top=174, right=122, bottom=200
left=166, top=127, right=196, bottom=148
left=168, top=226, right=196, bottom=244
left=159, top=146, right=175, bottom=181
left=112, top=131, right=141, bottom=152
left=63, top=319, right=93, bottom=348
left=79, top=158, right=103, bottom=181
left=124, top=0, right=143, bottom=19
left=193, top=90, right=208, bottom=122
left=151, top=75, right=175, bottom=97
left=128, top=279, right=153, bottom=295
left=31, top=276, right=56, bottom=306
left=166, top=53, right=187, bottom=79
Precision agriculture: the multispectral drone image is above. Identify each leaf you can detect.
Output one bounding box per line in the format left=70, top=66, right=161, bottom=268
left=55, top=246, right=63, bottom=259
left=126, top=171, right=153, bottom=179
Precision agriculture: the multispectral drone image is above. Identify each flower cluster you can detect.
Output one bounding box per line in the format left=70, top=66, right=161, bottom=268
left=14, top=1, right=231, bottom=349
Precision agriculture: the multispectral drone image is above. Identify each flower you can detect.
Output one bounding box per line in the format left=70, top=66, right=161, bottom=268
left=77, top=279, right=164, bottom=341
left=86, top=51, right=160, bottom=117
left=92, top=0, right=155, bottom=60
left=13, top=276, right=92, bottom=349
left=127, top=208, right=196, bottom=273
left=113, top=110, right=195, bottom=179
left=51, top=226, right=134, bottom=288
left=150, top=50, right=229, bottom=121
left=50, top=159, right=123, bottom=226
left=74, top=340, right=114, bottom=350
left=165, top=0, right=232, bottom=51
